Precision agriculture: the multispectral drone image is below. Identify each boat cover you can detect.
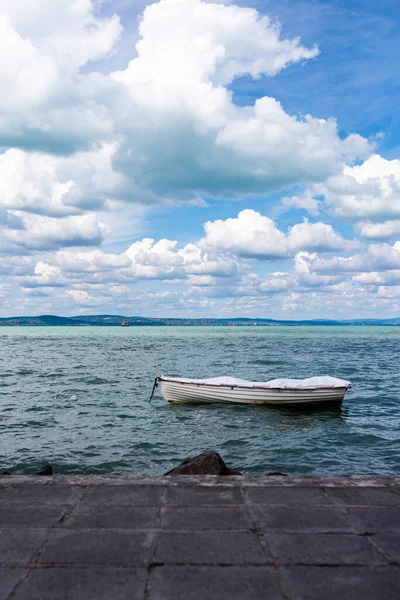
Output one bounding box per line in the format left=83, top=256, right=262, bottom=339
left=160, top=375, right=351, bottom=389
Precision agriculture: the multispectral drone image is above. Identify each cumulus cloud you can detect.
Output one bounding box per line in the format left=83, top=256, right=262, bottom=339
left=236, top=271, right=293, bottom=295
left=233, top=251, right=342, bottom=298
left=20, top=261, right=66, bottom=288
left=355, top=219, right=400, bottom=240
left=4, top=236, right=400, bottom=317
left=292, top=252, right=344, bottom=288
left=13, top=235, right=239, bottom=289
left=117, top=0, right=319, bottom=87
left=0, top=149, right=76, bottom=217
left=124, top=238, right=238, bottom=279
left=0, top=213, right=108, bottom=254
left=0, top=0, right=399, bottom=319
left=352, top=271, right=400, bottom=286
left=316, top=154, right=400, bottom=223
left=0, top=0, right=121, bottom=153
left=0, top=0, right=370, bottom=215
left=0, top=145, right=133, bottom=217
left=111, top=0, right=368, bottom=199
left=282, top=191, right=320, bottom=217
left=202, top=209, right=357, bottom=258
left=5, top=209, right=359, bottom=307
left=311, top=243, right=400, bottom=275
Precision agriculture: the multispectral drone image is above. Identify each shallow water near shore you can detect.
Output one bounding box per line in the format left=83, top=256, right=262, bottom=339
left=0, top=325, right=399, bottom=476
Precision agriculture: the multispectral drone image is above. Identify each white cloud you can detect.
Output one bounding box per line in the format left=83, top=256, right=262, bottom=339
left=112, top=0, right=362, bottom=201
left=292, top=252, right=343, bottom=287
left=4, top=238, right=400, bottom=318
left=0, top=213, right=108, bottom=254
left=1, top=0, right=119, bottom=61
left=0, top=145, right=132, bottom=217
left=121, top=0, right=319, bottom=88
left=311, top=243, right=400, bottom=275
left=236, top=271, right=293, bottom=295
left=0, top=149, right=76, bottom=217
left=20, top=261, right=65, bottom=288
left=355, top=219, right=400, bottom=240
left=0, top=0, right=399, bottom=319
left=282, top=191, right=320, bottom=216
left=112, top=20, right=368, bottom=196
left=352, top=271, right=400, bottom=286
left=202, top=209, right=357, bottom=258
left=233, top=251, right=343, bottom=299
left=124, top=237, right=239, bottom=279
left=0, top=0, right=121, bottom=153
left=66, top=289, right=97, bottom=305
left=376, top=285, right=400, bottom=299
left=317, top=154, right=400, bottom=222
left=0, top=0, right=371, bottom=214
left=13, top=234, right=239, bottom=289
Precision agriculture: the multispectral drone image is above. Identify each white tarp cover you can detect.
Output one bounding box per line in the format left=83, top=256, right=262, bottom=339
left=160, top=375, right=351, bottom=389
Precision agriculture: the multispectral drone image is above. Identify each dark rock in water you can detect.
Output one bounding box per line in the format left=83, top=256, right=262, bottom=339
left=225, top=467, right=243, bottom=476
left=264, top=472, right=288, bottom=477
left=164, top=451, right=242, bottom=476
left=35, top=465, right=53, bottom=476
left=1, top=471, right=11, bottom=475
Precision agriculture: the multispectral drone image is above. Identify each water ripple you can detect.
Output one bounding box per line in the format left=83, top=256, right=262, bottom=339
left=0, top=325, right=399, bottom=476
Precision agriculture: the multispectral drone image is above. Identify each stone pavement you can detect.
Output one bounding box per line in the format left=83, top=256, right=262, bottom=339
left=0, top=475, right=399, bottom=599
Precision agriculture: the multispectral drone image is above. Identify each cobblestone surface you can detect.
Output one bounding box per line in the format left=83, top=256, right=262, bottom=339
left=0, top=475, right=399, bottom=599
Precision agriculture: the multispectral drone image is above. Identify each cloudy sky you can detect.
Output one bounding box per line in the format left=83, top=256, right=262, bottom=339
left=1, top=0, right=400, bottom=319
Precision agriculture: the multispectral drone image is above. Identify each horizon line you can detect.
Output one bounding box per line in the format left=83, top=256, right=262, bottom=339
left=0, top=314, right=399, bottom=323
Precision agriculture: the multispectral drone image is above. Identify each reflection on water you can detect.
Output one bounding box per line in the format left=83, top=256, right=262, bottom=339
left=0, top=325, right=399, bottom=476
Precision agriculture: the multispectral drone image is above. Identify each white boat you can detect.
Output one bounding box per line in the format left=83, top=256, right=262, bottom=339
left=154, top=375, right=351, bottom=407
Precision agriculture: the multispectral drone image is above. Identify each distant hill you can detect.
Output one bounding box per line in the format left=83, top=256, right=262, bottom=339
left=0, top=315, right=399, bottom=326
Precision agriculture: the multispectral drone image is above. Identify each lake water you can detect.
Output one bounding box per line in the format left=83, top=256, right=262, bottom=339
left=0, top=326, right=399, bottom=476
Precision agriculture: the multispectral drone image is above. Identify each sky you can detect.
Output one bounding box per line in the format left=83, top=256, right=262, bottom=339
left=1, top=0, right=400, bottom=319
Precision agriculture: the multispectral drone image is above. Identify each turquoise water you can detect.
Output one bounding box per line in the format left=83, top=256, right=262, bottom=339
left=0, top=326, right=399, bottom=476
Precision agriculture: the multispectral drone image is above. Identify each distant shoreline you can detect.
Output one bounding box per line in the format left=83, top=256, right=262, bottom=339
left=0, top=315, right=399, bottom=327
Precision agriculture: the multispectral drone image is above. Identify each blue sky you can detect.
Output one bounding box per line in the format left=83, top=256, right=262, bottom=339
left=0, top=0, right=400, bottom=318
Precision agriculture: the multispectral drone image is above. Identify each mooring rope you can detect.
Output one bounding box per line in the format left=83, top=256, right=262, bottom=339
left=149, top=377, right=159, bottom=404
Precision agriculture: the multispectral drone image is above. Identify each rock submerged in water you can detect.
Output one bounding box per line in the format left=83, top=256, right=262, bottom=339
left=35, top=465, right=53, bottom=476
left=1, top=465, right=53, bottom=476
left=164, top=451, right=242, bottom=476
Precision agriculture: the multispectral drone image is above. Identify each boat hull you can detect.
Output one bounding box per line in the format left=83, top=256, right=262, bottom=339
left=159, top=380, right=347, bottom=407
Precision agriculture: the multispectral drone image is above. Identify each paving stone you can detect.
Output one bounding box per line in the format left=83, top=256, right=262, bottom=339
left=12, top=567, right=147, bottom=600
left=149, top=565, right=285, bottom=600
left=325, top=487, right=400, bottom=506
left=38, top=530, right=154, bottom=566
left=0, top=505, right=65, bottom=528
left=245, top=486, right=330, bottom=505
left=0, top=484, right=80, bottom=505
left=281, top=566, right=400, bottom=600
left=1, top=477, right=399, bottom=600
left=160, top=506, right=253, bottom=531
left=83, top=485, right=164, bottom=506
left=166, top=485, right=243, bottom=506
left=264, top=533, right=387, bottom=565
left=372, top=533, right=400, bottom=564
left=66, top=505, right=159, bottom=529
left=154, top=531, right=269, bottom=565
left=252, top=505, right=353, bottom=532
left=0, top=568, right=26, bottom=600
left=348, top=507, right=400, bottom=533
left=0, top=529, right=49, bottom=566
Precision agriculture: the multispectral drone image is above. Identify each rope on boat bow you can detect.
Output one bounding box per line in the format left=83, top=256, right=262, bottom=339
left=149, top=377, right=159, bottom=404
